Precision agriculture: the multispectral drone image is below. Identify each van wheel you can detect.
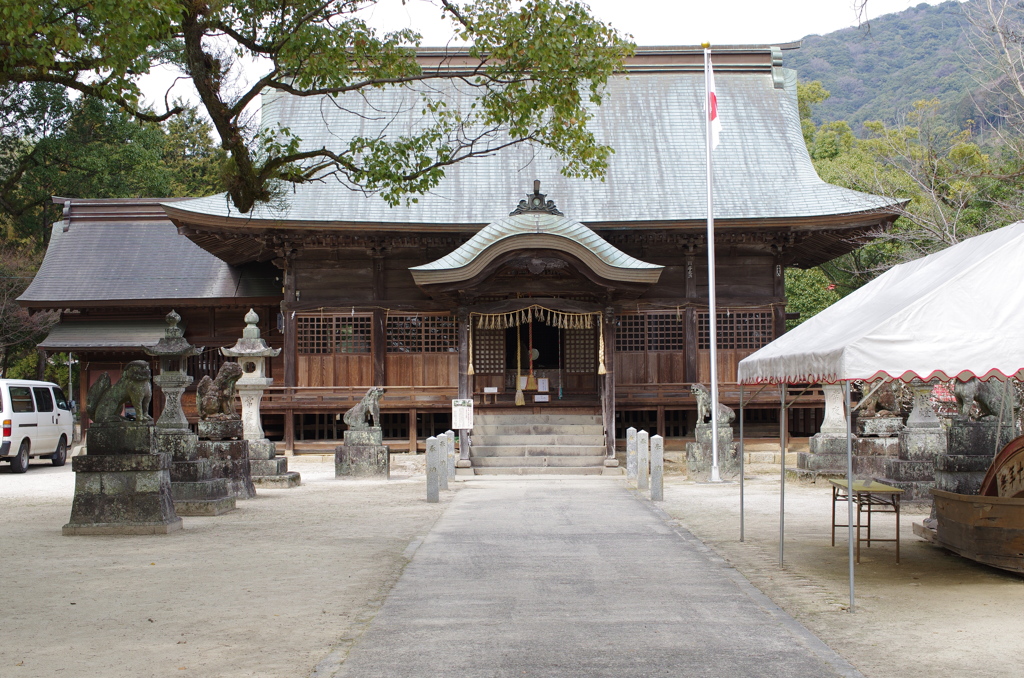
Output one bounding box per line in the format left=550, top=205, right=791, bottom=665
left=10, top=441, right=29, bottom=473
left=51, top=436, right=67, bottom=467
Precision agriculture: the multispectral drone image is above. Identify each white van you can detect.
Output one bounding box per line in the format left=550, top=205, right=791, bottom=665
left=1, top=379, right=74, bottom=473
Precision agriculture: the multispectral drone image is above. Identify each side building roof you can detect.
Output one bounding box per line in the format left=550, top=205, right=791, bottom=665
left=164, top=45, right=900, bottom=248
left=18, top=198, right=280, bottom=309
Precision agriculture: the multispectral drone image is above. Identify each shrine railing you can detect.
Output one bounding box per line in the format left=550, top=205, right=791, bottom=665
left=261, top=385, right=457, bottom=411
left=615, top=383, right=825, bottom=407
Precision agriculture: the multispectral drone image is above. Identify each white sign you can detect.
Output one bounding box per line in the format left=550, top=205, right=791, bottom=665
left=534, top=394, right=550, bottom=403
left=483, top=386, right=498, bottom=394
left=537, top=378, right=549, bottom=392
left=452, top=399, right=474, bottom=429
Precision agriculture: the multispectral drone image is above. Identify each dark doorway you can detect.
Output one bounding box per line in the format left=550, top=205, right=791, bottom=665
left=504, top=322, right=561, bottom=370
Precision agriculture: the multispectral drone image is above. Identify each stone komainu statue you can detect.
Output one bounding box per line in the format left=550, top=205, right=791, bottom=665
left=196, top=362, right=244, bottom=421
left=86, top=360, right=153, bottom=424
left=954, top=378, right=1017, bottom=421
left=692, top=383, right=736, bottom=426
left=857, top=379, right=901, bottom=417
left=343, top=387, right=384, bottom=430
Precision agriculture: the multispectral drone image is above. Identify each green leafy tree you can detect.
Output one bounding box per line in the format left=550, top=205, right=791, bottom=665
left=0, top=240, right=57, bottom=376
left=163, top=105, right=225, bottom=197
left=1, top=1, right=633, bottom=213
left=784, top=267, right=842, bottom=330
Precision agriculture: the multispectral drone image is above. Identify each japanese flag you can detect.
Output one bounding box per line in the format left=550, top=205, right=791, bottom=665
left=707, top=56, right=722, bottom=150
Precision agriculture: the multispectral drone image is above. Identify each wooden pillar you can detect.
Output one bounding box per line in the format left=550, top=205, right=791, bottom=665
left=408, top=408, right=418, bottom=453
left=79, top=361, right=91, bottom=437
left=684, top=307, right=698, bottom=383
left=283, top=260, right=298, bottom=388
left=773, top=256, right=787, bottom=339
left=457, top=308, right=470, bottom=400
left=36, top=349, right=47, bottom=380
left=657, top=405, right=666, bottom=439
left=601, top=308, right=616, bottom=462
left=284, top=409, right=295, bottom=455
left=372, top=251, right=386, bottom=386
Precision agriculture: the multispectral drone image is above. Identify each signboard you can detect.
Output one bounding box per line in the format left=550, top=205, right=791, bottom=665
left=452, top=399, right=474, bottom=429
left=537, top=378, right=549, bottom=392
left=534, top=394, right=550, bottom=403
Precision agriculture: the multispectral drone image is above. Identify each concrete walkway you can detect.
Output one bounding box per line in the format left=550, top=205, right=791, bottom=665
left=317, top=478, right=861, bottom=678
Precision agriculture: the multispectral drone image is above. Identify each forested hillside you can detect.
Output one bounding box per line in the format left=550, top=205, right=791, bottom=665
left=785, top=1, right=975, bottom=130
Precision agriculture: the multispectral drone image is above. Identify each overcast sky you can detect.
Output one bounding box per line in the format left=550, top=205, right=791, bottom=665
left=140, top=0, right=951, bottom=112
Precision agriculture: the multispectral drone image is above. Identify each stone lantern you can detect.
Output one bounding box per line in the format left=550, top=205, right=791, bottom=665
left=143, top=310, right=202, bottom=431
left=144, top=310, right=235, bottom=515
left=221, top=309, right=299, bottom=488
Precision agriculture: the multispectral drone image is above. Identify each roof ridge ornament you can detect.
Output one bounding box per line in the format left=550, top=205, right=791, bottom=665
left=510, top=180, right=563, bottom=217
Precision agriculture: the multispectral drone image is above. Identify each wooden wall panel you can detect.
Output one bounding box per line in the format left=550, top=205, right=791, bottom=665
left=385, top=354, right=458, bottom=387
left=652, top=352, right=687, bottom=383
left=696, top=349, right=756, bottom=384
left=298, top=355, right=372, bottom=387
left=615, top=353, right=648, bottom=384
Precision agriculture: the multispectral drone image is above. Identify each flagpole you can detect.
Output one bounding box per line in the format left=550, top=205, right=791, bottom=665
left=703, top=43, right=722, bottom=483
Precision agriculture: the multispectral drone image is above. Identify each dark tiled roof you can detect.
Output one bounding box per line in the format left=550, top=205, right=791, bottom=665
left=37, top=320, right=168, bottom=350
left=19, top=199, right=279, bottom=307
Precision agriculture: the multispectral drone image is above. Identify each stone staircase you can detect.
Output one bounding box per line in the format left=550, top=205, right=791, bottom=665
left=470, top=412, right=606, bottom=475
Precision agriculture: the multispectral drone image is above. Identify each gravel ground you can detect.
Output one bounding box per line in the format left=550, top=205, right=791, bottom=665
left=2, top=456, right=1021, bottom=678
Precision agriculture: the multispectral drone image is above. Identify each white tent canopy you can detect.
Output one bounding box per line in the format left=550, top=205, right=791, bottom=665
left=738, top=221, right=1024, bottom=385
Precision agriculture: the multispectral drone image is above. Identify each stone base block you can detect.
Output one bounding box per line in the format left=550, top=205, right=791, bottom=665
left=250, top=457, right=288, bottom=476
left=169, top=458, right=213, bottom=483
left=153, top=430, right=199, bottom=461
left=884, top=458, right=934, bottom=482
left=344, top=428, right=384, bottom=447
left=853, top=436, right=900, bottom=457
left=935, top=454, right=994, bottom=473
left=798, top=451, right=846, bottom=471
left=934, top=470, right=987, bottom=495
left=857, top=417, right=904, bottom=437
left=64, top=453, right=180, bottom=535
left=252, top=472, right=301, bottom=489
left=947, top=419, right=1017, bottom=457
left=898, top=428, right=946, bottom=462
left=335, top=444, right=389, bottom=478
left=694, top=423, right=733, bottom=447
left=686, top=441, right=739, bottom=480
left=86, top=423, right=154, bottom=455
left=809, top=434, right=848, bottom=456
left=854, top=456, right=888, bottom=477
left=197, top=440, right=256, bottom=499
left=198, top=419, right=244, bottom=441
left=248, top=439, right=277, bottom=460
left=170, top=477, right=235, bottom=516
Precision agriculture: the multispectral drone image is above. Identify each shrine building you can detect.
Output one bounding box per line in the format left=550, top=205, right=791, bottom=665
left=20, top=45, right=901, bottom=465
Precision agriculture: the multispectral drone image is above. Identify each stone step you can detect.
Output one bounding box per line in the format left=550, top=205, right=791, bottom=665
left=472, top=434, right=605, bottom=447
left=472, top=467, right=606, bottom=476
left=474, top=414, right=602, bottom=426
left=472, top=456, right=606, bottom=468
left=472, top=424, right=604, bottom=436
left=472, top=444, right=606, bottom=457
left=884, top=458, right=934, bottom=482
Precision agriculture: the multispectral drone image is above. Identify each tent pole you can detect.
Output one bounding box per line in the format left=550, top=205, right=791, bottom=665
left=740, top=382, right=745, bottom=542
left=779, top=382, right=786, bottom=567
left=846, top=381, right=855, bottom=613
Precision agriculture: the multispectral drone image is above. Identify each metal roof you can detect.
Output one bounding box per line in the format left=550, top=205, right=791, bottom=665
left=410, top=211, right=662, bottom=286
left=19, top=199, right=279, bottom=307
left=37, top=320, right=168, bottom=350
left=163, top=54, right=898, bottom=228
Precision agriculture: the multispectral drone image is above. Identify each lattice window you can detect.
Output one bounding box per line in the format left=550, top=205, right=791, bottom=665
left=564, top=328, right=596, bottom=373
left=615, top=313, right=685, bottom=352
left=615, top=314, right=647, bottom=352
left=472, top=328, right=505, bottom=374
left=646, top=313, right=685, bottom=351
left=697, top=311, right=774, bottom=350
left=297, top=314, right=372, bottom=354
left=386, top=314, right=457, bottom=353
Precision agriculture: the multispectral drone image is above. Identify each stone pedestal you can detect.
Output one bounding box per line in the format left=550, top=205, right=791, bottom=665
left=159, top=429, right=235, bottom=516
left=686, top=423, right=738, bottom=480
left=934, top=419, right=1017, bottom=495
left=63, top=453, right=182, bottom=535
left=873, top=383, right=946, bottom=500
left=248, top=439, right=301, bottom=488
left=86, top=422, right=154, bottom=456
left=196, top=438, right=256, bottom=499
left=336, top=428, right=390, bottom=478
left=798, top=415, right=904, bottom=477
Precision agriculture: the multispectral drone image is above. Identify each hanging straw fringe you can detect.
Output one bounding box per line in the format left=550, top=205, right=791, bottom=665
left=597, top=317, right=607, bottom=375
left=467, top=321, right=475, bottom=376
left=515, top=323, right=525, bottom=406
left=473, top=305, right=596, bottom=331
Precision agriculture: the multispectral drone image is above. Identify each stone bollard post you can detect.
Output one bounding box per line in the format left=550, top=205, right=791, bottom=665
left=626, top=427, right=638, bottom=483
left=426, top=436, right=440, bottom=503
left=446, top=430, right=456, bottom=480
left=437, top=434, right=449, bottom=491
left=638, top=430, right=650, bottom=491
left=651, top=435, right=664, bottom=501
